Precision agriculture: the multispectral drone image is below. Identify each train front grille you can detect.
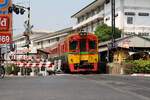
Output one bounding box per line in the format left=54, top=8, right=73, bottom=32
left=74, top=60, right=94, bottom=70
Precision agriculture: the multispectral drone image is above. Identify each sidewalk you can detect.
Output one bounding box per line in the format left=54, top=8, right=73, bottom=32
left=98, top=74, right=150, bottom=81
left=131, top=73, right=150, bottom=77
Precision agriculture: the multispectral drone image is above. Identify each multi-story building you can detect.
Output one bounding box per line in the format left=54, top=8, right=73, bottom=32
left=33, top=27, right=73, bottom=59
left=13, top=27, right=73, bottom=60
left=13, top=31, right=50, bottom=60
left=32, top=27, right=72, bottom=50
left=71, top=0, right=150, bottom=37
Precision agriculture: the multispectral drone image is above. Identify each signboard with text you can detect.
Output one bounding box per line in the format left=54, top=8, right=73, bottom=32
left=0, top=0, right=12, bottom=44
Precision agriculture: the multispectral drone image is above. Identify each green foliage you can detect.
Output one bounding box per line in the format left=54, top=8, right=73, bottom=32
left=124, top=60, right=150, bottom=74
left=5, top=64, right=20, bottom=75
left=94, top=23, right=121, bottom=42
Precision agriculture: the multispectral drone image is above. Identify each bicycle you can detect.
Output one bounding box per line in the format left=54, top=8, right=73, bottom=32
left=0, top=66, right=5, bottom=79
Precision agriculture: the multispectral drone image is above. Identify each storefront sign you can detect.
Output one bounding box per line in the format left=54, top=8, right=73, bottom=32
left=0, top=33, right=11, bottom=43
left=0, top=0, right=12, bottom=44
left=0, top=15, right=9, bottom=31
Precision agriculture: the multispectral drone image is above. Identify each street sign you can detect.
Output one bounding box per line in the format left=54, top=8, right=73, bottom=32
left=0, top=0, right=12, bottom=44
left=0, top=15, right=9, bottom=31
left=0, top=33, right=11, bottom=43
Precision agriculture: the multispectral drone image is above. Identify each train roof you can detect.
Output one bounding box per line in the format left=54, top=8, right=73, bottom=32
left=67, top=32, right=96, bottom=38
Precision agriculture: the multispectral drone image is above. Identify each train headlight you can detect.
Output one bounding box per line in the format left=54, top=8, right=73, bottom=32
left=79, top=32, right=87, bottom=36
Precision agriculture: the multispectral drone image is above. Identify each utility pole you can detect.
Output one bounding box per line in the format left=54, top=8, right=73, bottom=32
left=106, top=0, right=116, bottom=62
left=24, top=6, right=31, bottom=76
left=111, top=0, right=115, bottom=48
left=23, top=6, right=32, bottom=48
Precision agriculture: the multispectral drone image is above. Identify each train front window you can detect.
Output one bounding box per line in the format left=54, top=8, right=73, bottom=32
left=69, top=41, right=78, bottom=50
left=89, top=40, right=96, bottom=49
left=80, top=39, right=86, bottom=52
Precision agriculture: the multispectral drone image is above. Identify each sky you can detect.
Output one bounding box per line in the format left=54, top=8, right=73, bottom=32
left=12, top=0, right=94, bottom=36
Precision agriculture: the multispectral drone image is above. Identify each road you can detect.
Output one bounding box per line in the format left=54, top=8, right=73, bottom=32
left=0, top=74, right=150, bottom=100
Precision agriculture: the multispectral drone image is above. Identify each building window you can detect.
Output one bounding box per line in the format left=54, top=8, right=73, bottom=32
left=127, top=17, right=133, bottom=24
left=77, top=18, right=80, bottom=23
left=91, top=10, right=95, bottom=16
left=138, top=32, right=149, bottom=36
left=105, top=0, right=110, bottom=4
left=48, top=40, right=51, bottom=43
left=86, top=12, right=90, bottom=19
left=56, top=37, right=60, bottom=41
left=94, top=9, right=97, bottom=15
left=37, top=42, right=40, bottom=45
left=96, top=7, right=100, bottom=14
left=125, top=12, right=135, bottom=16
left=51, top=38, right=56, bottom=42
left=138, top=13, right=149, bottom=16
left=81, top=16, right=85, bottom=21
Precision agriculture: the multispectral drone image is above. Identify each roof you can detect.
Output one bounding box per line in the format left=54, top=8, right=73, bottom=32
left=13, top=31, right=50, bottom=41
left=71, top=0, right=105, bottom=18
left=99, top=34, right=150, bottom=47
left=13, top=35, right=26, bottom=41
left=32, top=27, right=73, bottom=42
left=37, top=48, right=50, bottom=54
left=54, top=27, right=73, bottom=34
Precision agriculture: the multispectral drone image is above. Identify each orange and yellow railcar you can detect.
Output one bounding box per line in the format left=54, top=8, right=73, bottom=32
left=49, top=32, right=100, bottom=73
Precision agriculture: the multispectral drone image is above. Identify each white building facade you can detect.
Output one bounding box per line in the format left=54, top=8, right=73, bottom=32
left=71, top=0, right=150, bottom=38
left=13, top=31, right=50, bottom=60
left=13, top=27, right=73, bottom=60
left=32, top=27, right=72, bottom=50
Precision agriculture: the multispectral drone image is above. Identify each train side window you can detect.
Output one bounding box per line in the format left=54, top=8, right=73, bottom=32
left=89, top=40, right=96, bottom=49
left=69, top=41, right=78, bottom=50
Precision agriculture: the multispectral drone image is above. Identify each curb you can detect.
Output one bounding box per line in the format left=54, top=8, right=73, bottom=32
left=131, top=74, right=150, bottom=77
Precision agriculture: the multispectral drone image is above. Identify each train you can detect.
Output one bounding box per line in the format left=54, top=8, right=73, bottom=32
left=49, top=32, right=100, bottom=73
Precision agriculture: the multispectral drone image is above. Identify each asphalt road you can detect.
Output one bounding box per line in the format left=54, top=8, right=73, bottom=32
left=0, top=74, right=150, bottom=100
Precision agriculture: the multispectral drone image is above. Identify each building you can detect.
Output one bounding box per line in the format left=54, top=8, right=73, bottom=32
left=13, top=31, right=50, bottom=60
left=99, top=34, right=150, bottom=62
left=71, top=0, right=150, bottom=38
left=33, top=27, right=72, bottom=50
left=34, top=27, right=73, bottom=60
left=12, top=27, right=73, bottom=61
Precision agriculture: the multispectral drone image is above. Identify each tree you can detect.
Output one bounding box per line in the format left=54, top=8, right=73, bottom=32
left=94, top=23, right=121, bottom=42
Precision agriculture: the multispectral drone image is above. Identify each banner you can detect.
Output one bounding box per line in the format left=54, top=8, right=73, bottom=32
left=0, top=0, right=12, bottom=44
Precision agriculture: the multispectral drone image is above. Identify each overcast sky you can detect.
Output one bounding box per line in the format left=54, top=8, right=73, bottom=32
left=12, top=0, right=94, bottom=36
